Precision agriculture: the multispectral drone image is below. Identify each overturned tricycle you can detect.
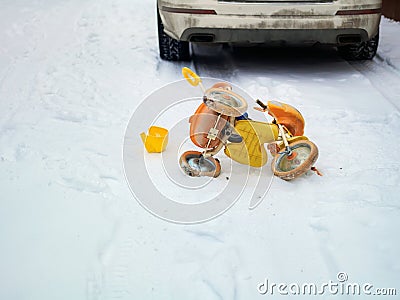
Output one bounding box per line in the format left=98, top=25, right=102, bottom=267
left=179, top=67, right=321, bottom=181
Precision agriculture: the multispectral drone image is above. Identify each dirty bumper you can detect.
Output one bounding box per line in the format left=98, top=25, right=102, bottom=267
left=160, top=11, right=380, bottom=44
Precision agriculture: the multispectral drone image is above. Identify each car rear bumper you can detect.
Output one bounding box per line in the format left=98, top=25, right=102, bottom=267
left=159, top=6, right=381, bottom=44
left=180, top=28, right=371, bottom=45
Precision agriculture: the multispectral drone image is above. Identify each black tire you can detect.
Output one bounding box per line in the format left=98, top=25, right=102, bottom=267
left=157, top=10, right=190, bottom=61
left=338, top=33, right=379, bottom=61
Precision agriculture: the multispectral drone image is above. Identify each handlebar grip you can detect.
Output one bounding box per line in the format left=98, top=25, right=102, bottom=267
left=256, top=99, right=268, bottom=110
left=182, top=67, right=201, bottom=87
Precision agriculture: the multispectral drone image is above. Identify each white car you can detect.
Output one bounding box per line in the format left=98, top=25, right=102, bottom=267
left=157, top=0, right=382, bottom=61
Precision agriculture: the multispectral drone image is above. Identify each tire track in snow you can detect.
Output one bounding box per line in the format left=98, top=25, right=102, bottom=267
left=192, top=44, right=239, bottom=80
left=89, top=220, right=137, bottom=300
left=349, top=59, right=400, bottom=112
left=191, top=45, right=354, bottom=282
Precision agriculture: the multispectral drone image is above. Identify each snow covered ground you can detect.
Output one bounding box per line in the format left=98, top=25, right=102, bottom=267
left=0, top=1, right=399, bottom=299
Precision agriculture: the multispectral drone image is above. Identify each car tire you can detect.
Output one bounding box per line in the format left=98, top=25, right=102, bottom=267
left=338, top=33, right=379, bottom=61
left=157, top=10, right=190, bottom=61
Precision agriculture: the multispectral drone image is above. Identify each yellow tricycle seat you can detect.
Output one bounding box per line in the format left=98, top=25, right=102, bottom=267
left=225, top=120, right=279, bottom=167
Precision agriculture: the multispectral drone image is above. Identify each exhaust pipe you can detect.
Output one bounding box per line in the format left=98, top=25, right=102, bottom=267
left=337, top=35, right=362, bottom=45
left=189, top=34, right=215, bottom=43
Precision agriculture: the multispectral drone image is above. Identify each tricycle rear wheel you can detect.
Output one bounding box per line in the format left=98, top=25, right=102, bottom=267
left=180, top=151, right=221, bottom=178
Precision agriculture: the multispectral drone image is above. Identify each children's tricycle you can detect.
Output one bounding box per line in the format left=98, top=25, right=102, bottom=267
left=179, top=67, right=320, bottom=181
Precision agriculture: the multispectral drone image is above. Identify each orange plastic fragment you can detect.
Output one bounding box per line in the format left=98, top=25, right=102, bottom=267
left=267, top=101, right=305, bottom=136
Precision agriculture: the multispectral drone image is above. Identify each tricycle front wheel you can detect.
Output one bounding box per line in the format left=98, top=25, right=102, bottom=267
left=272, top=140, right=318, bottom=181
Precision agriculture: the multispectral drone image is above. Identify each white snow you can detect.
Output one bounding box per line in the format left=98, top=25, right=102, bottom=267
left=379, top=18, right=400, bottom=71
left=0, top=1, right=399, bottom=299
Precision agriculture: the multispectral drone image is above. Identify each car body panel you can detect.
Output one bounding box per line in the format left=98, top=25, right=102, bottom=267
left=158, top=0, right=382, bottom=44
